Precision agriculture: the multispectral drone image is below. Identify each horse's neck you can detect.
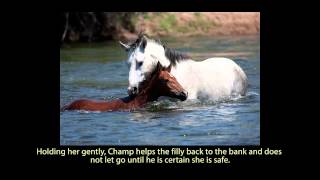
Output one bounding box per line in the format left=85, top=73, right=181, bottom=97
left=133, top=82, right=158, bottom=104
left=103, top=82, right=158, bottom=110
left=169, top=59, right=194, bottom=79
left=103, top=99, right=128, bottom=110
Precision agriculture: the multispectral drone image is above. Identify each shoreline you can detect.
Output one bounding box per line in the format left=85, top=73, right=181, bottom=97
left=60, top=12, right=260, bottom=44
left=120, top=12, right=260, bottom=41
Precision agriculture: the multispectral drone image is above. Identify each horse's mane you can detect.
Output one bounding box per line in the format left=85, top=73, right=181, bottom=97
left=152, top=37, right=191, bottom=66
left=131, top=33, right=191, bottom=66
left=163, top=47, right=191, bottom=66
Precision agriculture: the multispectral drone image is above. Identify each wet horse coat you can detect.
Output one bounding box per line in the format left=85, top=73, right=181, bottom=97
left=61, top=63, right=187, bottom=112
left=120, top=34, right=248, bottom=101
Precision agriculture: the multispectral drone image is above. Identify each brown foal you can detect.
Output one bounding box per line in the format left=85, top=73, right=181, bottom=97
left=61, top=63, right=187, bottom=112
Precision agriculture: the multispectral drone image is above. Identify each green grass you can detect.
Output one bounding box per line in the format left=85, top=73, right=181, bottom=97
left=159, top=14, right=177, bottom=32
left=194, top=12, right=201, bottom=17
left=143, top=13, right=150, bottom=20
left=130, top=15, right=139, bottom=26
left=137, top=12, right=218, bottom=35
left=177, top=13, right=216, bottom=33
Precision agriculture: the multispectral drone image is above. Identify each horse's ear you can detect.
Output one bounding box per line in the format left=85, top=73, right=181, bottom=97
left=155, top=62, right=170, bottom=72
left=164, top=65, right=171, bottom=72
left=119, top=41, right=130, bottom=51
left=138, top=32, right=144, bottom=38
left=138, top=31, right=148, bottom=39
left=155, top=62, right=162, bottom=72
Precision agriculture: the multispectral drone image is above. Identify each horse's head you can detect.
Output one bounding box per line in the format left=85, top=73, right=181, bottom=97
left=157, top=73, right=188, bottom=101
left=138, top=62, right=187, bottom=101
left=119, top=34, right=171, bottom=97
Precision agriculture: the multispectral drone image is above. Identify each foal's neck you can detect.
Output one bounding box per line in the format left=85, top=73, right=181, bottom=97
left=129, top=81, right=158, bottom=106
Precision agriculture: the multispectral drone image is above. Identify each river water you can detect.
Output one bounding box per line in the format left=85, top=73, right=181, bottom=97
left=60, top=35, right=260, bottom=145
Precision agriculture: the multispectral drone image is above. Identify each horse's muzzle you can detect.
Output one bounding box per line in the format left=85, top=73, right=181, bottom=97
left=177, top=91, right=188, bottom=101
left=128, top=87, right=138, bottom=97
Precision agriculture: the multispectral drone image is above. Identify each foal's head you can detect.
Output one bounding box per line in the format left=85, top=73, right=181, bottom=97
left=138, top=62, right=187, bottom=101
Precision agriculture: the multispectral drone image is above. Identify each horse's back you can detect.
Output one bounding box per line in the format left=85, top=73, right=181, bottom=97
left=202, top=57, right=241, bottom=69
left=192, top=57, right=248, bottom=100
left=207, top=58, right=247, bottom=95
left=61, top=99, right=91, bottom=111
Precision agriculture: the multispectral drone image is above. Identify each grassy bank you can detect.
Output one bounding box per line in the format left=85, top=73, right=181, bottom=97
left=133, top=12, right=260, bottom=38
left=60, top=12, right=260, bottom=44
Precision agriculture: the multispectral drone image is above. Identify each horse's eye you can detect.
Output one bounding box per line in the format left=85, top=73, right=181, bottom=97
left=163, top=79, right=169, bottom=83
left=137, top=61, right=143, bottom=67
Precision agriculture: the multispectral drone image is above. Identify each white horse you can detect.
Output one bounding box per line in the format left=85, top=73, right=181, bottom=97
left=120, top=34, right=248, bottom=101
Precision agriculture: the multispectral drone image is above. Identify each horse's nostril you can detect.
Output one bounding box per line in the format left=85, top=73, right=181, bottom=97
left=181, top=91, right=188, bottom=97
left=177, top=91, right=188, bottom=101
left=132, top=87, right=138, bottom=94
left=128, top=86, right=138, bottom=97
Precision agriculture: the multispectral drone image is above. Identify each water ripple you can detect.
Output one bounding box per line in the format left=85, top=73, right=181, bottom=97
left=60, top=35, right=260, bottom=145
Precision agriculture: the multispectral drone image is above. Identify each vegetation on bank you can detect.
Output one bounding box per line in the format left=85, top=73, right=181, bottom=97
left=60, top=12, right=139, bottom=43
left=60, top=12, right=259, bottom=45
left=139, top=13, right=216, bottom=35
